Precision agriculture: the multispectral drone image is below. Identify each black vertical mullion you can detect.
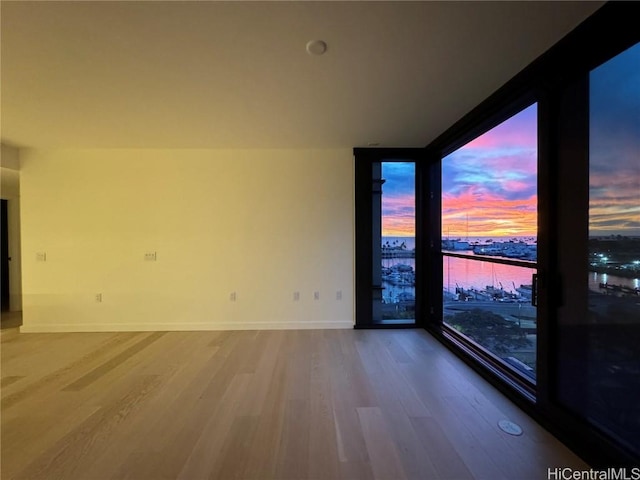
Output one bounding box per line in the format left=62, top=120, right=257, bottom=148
left=354, top=152, right=374, bottom=328
left=414, top=158, right=424, bottom=328
left=414, top=149, right=433, bottom=329
left=428, top=154, right=443, bottom=330
left=553, top=75, right=590, bottom=419
left=534, top=86, right=555, bottom=414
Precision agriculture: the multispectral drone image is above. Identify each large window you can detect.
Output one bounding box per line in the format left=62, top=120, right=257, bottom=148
left=442, top=104, right=538, bottom=382
left=354, top=148, right=423, bottom=328
left=551, top=37, right=640, bottom=465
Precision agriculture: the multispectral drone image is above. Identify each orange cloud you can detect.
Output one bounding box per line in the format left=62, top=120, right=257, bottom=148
left=443, top=189, right=537, bottom=237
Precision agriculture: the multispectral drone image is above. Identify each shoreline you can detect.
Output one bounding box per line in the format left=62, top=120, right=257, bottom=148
left=589, top=266, right=640, bottom=281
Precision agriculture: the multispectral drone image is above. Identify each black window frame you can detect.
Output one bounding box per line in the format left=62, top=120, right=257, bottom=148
left=354, top=148, right=426, bottom=329
left=437, top=98, right=541, bottom=400
left=421, top=2, right=640, bottom=468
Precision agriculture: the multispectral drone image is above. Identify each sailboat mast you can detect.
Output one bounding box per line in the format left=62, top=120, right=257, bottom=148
left=466, top=214, right=469, bottom=242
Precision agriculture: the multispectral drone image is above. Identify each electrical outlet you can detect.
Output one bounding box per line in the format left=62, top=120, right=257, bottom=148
left=336, top=290, right=342, bottom=300
left=230, top=292, right=237, bottom=302
left=36, top=252, right=47, bottom=262
left=95, top=293, right=102, bottom=303
left=293, top=291, right=300, bottom=301
left=314, top=291, right=320, bottom=300
left=144, top=252, right=157, bottom=261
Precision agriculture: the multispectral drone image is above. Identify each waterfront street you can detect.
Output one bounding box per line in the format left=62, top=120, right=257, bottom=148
left=444, top=300, right=537, bottom=331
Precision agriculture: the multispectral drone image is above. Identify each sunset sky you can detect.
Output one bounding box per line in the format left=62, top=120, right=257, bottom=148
left=381, top=105, right=538, bottom=238
left=442, top=103, right=538, bottom=238
left=382, top=162, right=415, bottom=236
left=589, top=42, right=640, bottom=236
left=381, top=42, right=638, bottom=239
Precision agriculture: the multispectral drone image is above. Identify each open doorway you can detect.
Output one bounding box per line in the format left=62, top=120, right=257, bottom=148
left=1, top=198, right=21, bottom=329
left=1, top=199, right=10, bottom=312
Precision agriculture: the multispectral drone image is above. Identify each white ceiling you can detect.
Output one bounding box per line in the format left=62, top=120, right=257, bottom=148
left=1, top=1, right=604, bottom=150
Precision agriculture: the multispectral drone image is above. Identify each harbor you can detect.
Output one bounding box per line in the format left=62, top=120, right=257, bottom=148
left=442, top=236, right=537, bottom=261
left=378, top=236, right=640, bottom=322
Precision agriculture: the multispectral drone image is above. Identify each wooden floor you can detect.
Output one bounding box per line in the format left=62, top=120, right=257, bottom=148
left=1, top=328, right=587, bottom=479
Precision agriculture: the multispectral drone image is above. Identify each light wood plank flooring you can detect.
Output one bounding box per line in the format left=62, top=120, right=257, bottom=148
left=1, top=328, right=588, bottom=479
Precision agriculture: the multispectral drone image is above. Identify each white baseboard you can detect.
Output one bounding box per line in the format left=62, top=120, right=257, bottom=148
left=19, top=320, right=354, bottom=333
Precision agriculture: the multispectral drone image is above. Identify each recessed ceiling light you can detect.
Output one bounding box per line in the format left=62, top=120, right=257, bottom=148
left=306, top=40, right=327, bottom=56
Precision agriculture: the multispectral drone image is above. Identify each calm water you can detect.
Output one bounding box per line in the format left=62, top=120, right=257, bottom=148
left=443, top=256, right=534, bottom=293
left=588, top=271, right=639, bottom=291
left=384, top=236, right=535, bottom=293
left=382, top=236, right=639, bottom=295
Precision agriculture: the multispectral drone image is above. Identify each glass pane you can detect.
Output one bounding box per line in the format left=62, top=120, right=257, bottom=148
left=442, top=104, right=538, bottom=380
left=442, top=104, right=538, bottom=244
left=444, top=257, right=537, bottom=379
left=375, top=162, right=415, bottom=323
left=586, top=42, right=640, bottom=455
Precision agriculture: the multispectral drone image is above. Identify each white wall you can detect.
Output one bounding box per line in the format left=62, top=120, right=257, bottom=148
left=1, top=144, right=22, bottom=311
left=19, top=148, right=354, bottom=332
left=1, top=144, right=20, bottom=170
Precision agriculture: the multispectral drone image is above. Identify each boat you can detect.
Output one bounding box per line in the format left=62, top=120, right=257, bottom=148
left=516, top=284, right=533, bottom=300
